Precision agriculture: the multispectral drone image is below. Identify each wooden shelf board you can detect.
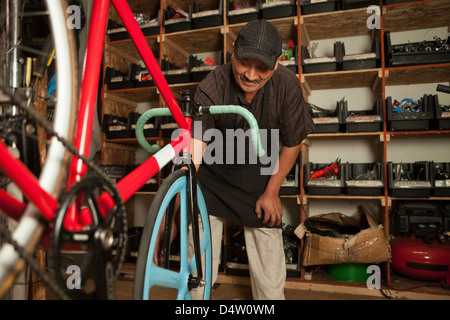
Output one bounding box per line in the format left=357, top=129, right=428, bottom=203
left=227, top=16, right=298, bottom=43
left=304, top=195, right=450, bottom=202
left=105, top=82, right=200, bottom=106
left=391, top=196, right=450, bottom=201
left=387, top=129, right=450, bottom=136
left=385, top=63, right=450, bottom=86
left=308, top=132, right=383, bottom=138
left=162, top=26, right=224, bottom=54
left=301, top=68, right=382, bottom=90
left=105, top=87, right=160, bottom=104
left=383, top=0, right=450, bottom=33
left=104, top=137, right=161, bottom=145
left=300, top=8, right=371, bottom=41
left=106, top=36, right=159, bottom=62
left=304, top=195, right=385, bottom=201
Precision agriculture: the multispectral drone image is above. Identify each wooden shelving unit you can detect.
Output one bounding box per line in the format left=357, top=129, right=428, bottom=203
left=101, top=0, right=450, bottom=299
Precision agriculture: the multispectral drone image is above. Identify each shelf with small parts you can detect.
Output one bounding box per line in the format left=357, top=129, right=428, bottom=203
left=297, top=0, right=450, bottom=292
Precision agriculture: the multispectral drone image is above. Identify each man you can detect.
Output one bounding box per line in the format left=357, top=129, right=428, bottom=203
left=189, top=19, right=314, bottom=300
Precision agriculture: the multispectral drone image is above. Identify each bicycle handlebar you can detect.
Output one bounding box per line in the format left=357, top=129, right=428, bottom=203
left=135, top=108, right=172, bottom=153
left=208, top=105, right=265, bottom=157
left=135, top=105, right=266, bottom=157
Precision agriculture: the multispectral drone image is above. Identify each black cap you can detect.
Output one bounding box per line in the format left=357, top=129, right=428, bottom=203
left=234, top=19, right=282, bottom=70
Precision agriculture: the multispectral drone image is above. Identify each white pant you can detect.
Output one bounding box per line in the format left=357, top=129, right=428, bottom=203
left=189, top=215, right=286, bottom=300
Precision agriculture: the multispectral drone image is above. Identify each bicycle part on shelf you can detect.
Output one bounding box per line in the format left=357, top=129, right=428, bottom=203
left=51, top=176, right=127, bottom=300
left=437, top=84, right=450, bottom=94
left=393, top=36, right=449, bottom=53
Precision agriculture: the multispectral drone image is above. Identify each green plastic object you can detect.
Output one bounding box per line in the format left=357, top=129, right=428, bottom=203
left=209, top=105, right=265, bottom=157
left=326, top=263, right=370, bottom=283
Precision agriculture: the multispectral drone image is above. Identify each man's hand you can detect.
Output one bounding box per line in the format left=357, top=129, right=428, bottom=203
left=254, top=144, right=301, bottom=227
left=255, top=191, right=283, bottom=227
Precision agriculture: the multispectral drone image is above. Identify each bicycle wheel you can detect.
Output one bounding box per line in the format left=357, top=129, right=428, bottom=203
left=133, top=170, right=212, bottom=300
left=0, top=0, right=78, bottom=297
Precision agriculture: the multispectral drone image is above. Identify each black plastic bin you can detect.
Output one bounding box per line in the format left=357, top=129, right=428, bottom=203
left=433, top=94, right=450, bottom=130
left=127, top=111, right=159, bottom=138
left=299, top=0, right=339, bottom=15
left=227, top=0, right=260, bottom=24
left=189, top=53, right=222, bottom=82
left=383, top=0, right=424, bottom=4
left=163, top=6, right=193, bottom=33
left=100, top=164, right=132, bottom=183
left=304, top=162, right=345, bottom=195
left=385, top=31, right=450, bottom=67
left=192, top=0, right=223, bottom=29
left=135, top=77, right=155, bottom=88
left=161, top=59, right=191, bottom=84
left=280, top=46, right=298, bottom=74
left=103, top=114, right=132, bottom=139
left=260, top=0, right=296, bottom=19
left=106, top=13, right=160, bottom=41
left=342, top=99, right=383, bottom=132
left=388, top=162, right=432, bottom=198
left=345, top=162, right=384, bottom=196
left=281, top=163, right=299, bottom=195
left=342, top=38, right=380, bottom=71
left=386, top=95, right=434, bottom=131
left=309, top=101, right=343, bottom=133
left=105, top=67, right=135, bottom=91
left=301, top=42, right=344, bottom=74
left=432, top=162, right=450, bottom=197
left=161, top=116, right=179, bottom=139
left=341, top=0, right=378, bottom=9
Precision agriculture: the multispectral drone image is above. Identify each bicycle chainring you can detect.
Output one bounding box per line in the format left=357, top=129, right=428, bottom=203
left=50, top=176, right=127, bottom=299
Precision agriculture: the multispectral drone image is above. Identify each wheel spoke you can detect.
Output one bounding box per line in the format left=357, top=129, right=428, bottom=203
left=143, top=265, right=187, bottom=300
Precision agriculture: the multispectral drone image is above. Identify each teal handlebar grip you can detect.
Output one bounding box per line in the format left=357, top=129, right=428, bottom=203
left=136, top=108, right=172, bottom=153
left=137, top=105, right=265, bottom=157
left=209, top=105, right=265, bottom=157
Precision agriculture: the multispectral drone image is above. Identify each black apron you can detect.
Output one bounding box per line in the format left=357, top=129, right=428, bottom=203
left=197, top=78, right=275, bottom=228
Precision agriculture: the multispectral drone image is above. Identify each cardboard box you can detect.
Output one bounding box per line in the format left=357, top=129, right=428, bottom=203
left=295, top=206, right=391, bottom=266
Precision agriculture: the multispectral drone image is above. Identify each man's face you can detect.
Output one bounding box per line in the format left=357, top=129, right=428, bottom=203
left=231, top=52, right=279, bottom=96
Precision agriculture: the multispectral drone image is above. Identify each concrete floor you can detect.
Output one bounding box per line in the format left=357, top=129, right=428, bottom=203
left=115, top=276, right=387, bottom=300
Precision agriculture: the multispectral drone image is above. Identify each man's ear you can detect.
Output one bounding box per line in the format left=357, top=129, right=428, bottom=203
left=273, top=55, right=283, bottom=70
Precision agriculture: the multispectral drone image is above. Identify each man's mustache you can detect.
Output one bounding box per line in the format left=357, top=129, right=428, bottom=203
left=239, top=74, right=262, bottom=84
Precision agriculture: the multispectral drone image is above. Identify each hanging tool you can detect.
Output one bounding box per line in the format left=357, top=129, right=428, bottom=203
left=310, top=158, right=340, bottom=180
left=32, top=35, right=54, bottom=88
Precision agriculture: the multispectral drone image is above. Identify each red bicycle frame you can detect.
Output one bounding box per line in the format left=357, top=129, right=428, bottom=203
left=0, top=0, right=191, bottom=231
